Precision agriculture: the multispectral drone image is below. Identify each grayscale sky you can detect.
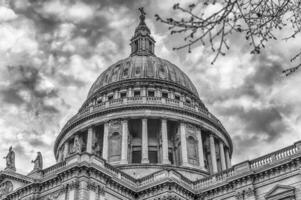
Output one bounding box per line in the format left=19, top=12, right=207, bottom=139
left=0, top=0, right=300, bottom=174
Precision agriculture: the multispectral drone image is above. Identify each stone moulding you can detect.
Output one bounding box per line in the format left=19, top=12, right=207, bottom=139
left=2, top=143, right=300, bottom=200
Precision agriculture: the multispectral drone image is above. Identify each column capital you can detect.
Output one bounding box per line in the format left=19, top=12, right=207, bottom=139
left=121, top=118, right=129, bottom=123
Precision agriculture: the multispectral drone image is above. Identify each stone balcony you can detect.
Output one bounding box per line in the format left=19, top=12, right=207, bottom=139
left=60, top=96, right=227, bottom=140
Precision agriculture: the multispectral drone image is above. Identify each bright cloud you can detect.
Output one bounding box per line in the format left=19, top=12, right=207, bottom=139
left=0, top=0, right=300, bottom=174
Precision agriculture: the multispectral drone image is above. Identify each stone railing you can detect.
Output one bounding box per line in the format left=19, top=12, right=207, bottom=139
left=43, top=161, right=67, bottom=177
left=250, top=142, right=300, bottom=169
left=67, top=97, right=226, bottom=133
left=194, top=167, right=236, bottom=190
left=194, top=141, right=301, bottom=190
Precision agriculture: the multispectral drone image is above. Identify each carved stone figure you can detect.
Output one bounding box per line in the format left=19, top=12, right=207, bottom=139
left=3, top=146, right=15, bottom=171
left=0, top=181, right=13, bottom=198
left=73, top=135, right=81, bottom=154
left=32, top=152, right=43, bottom=171
left=92, top=142, right=101, bottom=157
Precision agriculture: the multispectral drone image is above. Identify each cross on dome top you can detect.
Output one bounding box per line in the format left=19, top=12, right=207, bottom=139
left=130, top=7, right=156, bottom=56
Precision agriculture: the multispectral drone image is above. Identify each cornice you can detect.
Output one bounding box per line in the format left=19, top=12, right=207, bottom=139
left=54, top=101, right=232, bottom=156
left=3, top=148, right=301, bottom=200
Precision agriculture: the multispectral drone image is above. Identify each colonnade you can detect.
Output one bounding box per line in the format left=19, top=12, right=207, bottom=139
left=59, top=118, right=231, bottom=174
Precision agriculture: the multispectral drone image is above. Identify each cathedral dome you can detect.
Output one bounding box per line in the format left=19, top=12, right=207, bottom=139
left=87, top=55, right=199, bottom=99
left=54, top=8, right=233, bottom=180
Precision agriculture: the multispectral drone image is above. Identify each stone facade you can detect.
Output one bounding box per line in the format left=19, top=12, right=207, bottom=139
left=1, top=8, right=300, bottom=200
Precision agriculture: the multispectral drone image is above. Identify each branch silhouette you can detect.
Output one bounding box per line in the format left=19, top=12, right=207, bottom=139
left=155, top=0, right=301, bottom=76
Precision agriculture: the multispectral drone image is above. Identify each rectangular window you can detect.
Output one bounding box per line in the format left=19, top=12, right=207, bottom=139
left=168, top=152, right=174, bottom=164
left=162, top=92, right=168, bottom=98
left=175, top=95, right=180, bottom=100
left=148, top=91, right=155, bottom=97
left=123, top=68, right=129, bottom=77
left=132, top=151, right=141, bottom=163
left=135, top=66, right=141, bottom=75
left=134, top=91, right=140, bottom=97
left=186, top=99, right=191, bottom=104
left=120, top=92, right=127, bottom=98
left=149, top=151, right=158, bottom=164
left=108, top=95, right=113, bottom=101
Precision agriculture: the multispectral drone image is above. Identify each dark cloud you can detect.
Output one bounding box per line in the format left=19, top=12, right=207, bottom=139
left=28, top=138, right=49, bottom=147
left=9, top=0, right=138, bottom=59
left=0, top=65, right=59, bottom=115
left=197, top=53, right=290, bottom=153
left=220, top=106, right=287, bottom=142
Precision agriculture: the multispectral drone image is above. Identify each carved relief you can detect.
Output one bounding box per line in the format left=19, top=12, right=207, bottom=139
left=43, top=189, right=64, bottom=200
left=109, top=119, right=121, bottom=129
left=0, top=181, right=13, bottom=198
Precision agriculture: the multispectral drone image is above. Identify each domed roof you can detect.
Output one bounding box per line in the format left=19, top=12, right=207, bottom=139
left=88, top=55, right=199, bottom=98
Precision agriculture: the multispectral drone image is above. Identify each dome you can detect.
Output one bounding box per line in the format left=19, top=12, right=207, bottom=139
left=54, top=8, right=232, bottom=181
left=87, top=55, right=199, bottom=98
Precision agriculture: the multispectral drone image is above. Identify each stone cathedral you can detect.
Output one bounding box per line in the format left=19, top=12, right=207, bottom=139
left=0, top=8, right=300, bottom=200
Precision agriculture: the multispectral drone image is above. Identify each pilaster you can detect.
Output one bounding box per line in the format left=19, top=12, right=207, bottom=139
left=121, top=119, right=129, bottom=164
left=210, top=134, right=218, bottom=173
left=63, top=142, right=69, bottom=160
left=225, top=148, right=232, bottom=168
left=87, top=127, right=94, bottom=154
left=142, top=118, right=149, bottom=163
left=161, top=119, right=170, bottom=164
left=196, top=129, right=205, bottom=170
left=180, top=122, right=189, bottom=166
left=219, top=141, right=227, bottom=171
left=102, top=122, right=109, bottom=160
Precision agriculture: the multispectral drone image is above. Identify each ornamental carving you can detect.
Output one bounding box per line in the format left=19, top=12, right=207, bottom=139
left=0, top=181, right=13, bottom=198
left=245, top=188, right=255, bottom=197
left=43, top=189, right=63, bottom=200
left=109, top=119, right=121, bottom=128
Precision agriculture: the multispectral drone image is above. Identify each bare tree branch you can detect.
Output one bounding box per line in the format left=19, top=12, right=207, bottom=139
left=155, top=0, right=301, bottom=76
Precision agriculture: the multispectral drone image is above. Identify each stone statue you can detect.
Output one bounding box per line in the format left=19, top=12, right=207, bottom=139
left=3, top=146, right=15, bottom=171
left=32, top=152, right=43, bottom=171
left=92, top=141, right=101, bottom=157
left=73, top=135, right=81, bottom=154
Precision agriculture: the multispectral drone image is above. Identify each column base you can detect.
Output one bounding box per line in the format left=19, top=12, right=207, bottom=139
left=141, top=159, right=149, bottom=164
left=120, top=160, right=128, bottom=165
left=181, top=162, right=190, bottom=167
left=162, top=160, right=170, bottom=165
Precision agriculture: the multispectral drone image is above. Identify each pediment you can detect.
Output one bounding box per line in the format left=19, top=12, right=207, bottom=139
left=0, top=170, right=33, bottom=198
left=265, top=185, right=295, bottom=199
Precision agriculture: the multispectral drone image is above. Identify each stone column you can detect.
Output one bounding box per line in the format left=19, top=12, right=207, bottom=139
left=180, top=122, right=189, bottom=166
left=63, top=142, right=69, bottom=160
left=87, top=127, right=94, bottom=154
left=141, top=118, right=149, bottom=163
left=58, top=149, right=63, bottom=162
left=161, top=119, right=170, bottom=164
left=128, top=88, right=133, bottom=97
left=209, top=134, right=218, bottom=173
left=102, top=122, right=109, bottom=160
left=225, top=148, right=232, bottom=168
left=219, top=141, right=227, bottom=170
left=121, top=119, right=129, bottom=164
left=196, top=129, right=205, bottom=170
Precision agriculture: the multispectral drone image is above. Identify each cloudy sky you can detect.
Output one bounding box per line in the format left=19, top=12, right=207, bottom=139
left=0, top=0, right=300, bottom=174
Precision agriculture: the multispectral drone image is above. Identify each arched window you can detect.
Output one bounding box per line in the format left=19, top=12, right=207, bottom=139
left=187, top=136, right=199, bottom=166
left=109, top=132, right=121, bottom=162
